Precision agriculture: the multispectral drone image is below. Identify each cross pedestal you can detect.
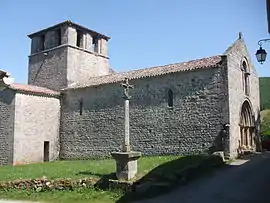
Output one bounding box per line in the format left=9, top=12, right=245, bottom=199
left=111, top=151, right=141, bottom=181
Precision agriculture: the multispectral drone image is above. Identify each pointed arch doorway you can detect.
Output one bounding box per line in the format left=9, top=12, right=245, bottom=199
left=239, top=101, right=255, bottom=152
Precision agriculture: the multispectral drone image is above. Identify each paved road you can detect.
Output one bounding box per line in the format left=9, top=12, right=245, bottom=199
left=135, top=152, right=270, bottom=203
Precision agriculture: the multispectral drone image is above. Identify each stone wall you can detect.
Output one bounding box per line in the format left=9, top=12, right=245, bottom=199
left=0, top=89, right=15, bottom=165
left=60, top=65, right=229, bottom=159
left=225, top=39, right=260, bottom=158
left=28, top=46, right=68, bottom=90
left=28, top=45, right=110, bottom=91
left=67, top=46, right=110, bottom=87
left=13, top=93, right=60, bottom=165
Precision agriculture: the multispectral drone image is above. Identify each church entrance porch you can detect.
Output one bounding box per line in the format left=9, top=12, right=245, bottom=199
left=238, top=101, right=256, bottom=155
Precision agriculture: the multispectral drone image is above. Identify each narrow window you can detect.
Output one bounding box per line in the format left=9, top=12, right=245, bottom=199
left=79, top=99, right=83, bottom=115
left=242, top=61, right=250, bottom=96
left=76, top=30, right=83, bottom=47
left=92, top=36, right=98, bottom=53
left=168, top=89, right=173, bottom=107
left=40, top=34, right=45, bottom=51
left=55, top=29, right=61, bottom=46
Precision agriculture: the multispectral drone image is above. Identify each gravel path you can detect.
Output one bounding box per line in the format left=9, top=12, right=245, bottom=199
left=135, top=152, right=270, bottom=203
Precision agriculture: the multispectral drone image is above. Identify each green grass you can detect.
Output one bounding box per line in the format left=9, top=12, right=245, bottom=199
left=0, top=156, right=179, bottom=181
left=0, top=159, right=115, bottom=181
left=0, top=188, right=123, bottom=203
left=0, top=155, right=212, bottom=203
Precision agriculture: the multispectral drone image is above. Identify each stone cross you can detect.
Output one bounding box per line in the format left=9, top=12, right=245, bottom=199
left=238, top=32, right=243, bottom=39
left=120, top=78, right=134, bottom=152
left=111, top=78, right=141, bottom=181
left=121, top=78, right=134, bottom=100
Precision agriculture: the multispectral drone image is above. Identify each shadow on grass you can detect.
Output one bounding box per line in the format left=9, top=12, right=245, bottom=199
left=119, top=155, right=225, bottom=203
left=77, top=154, right=225, bottom=203
left=76, top=171, right=116, bottom=179
left=76, top=171, right=118, bottom=190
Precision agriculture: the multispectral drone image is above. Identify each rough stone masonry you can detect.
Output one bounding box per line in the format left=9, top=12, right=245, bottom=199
left=0, top=20, right=260, bottom=165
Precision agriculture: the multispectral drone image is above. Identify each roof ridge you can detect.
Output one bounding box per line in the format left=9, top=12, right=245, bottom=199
left=95, top=54, right=223, bottom=79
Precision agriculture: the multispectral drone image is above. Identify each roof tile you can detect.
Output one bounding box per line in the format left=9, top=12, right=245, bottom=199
left=65, top=55, right=223, bottom=90
left=10, top=84, right=60, bottom=97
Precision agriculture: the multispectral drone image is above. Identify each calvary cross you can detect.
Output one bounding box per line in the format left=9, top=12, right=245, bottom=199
left=120, top=78, right=134, bottom=152
left=120, top=78, right=134, bottom=100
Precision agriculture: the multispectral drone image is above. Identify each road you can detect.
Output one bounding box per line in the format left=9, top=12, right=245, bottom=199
left=135, top=152, right=270, bottom=203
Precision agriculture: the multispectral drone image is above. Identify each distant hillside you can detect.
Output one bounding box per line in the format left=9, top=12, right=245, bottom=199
left=260, top=77, right=270, bottom=110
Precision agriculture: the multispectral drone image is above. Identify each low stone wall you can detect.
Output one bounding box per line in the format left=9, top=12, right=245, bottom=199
left=0, top=177, right=98, bottom=192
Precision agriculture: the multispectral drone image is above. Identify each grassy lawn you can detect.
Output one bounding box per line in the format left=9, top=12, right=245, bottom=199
left=0, top=155, right=217, bottom=203
left=0, top=156, right=180, bottom=181
left=0, top=188, right=122, bottom=203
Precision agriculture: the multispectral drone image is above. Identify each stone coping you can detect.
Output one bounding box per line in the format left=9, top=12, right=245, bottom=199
left=111, top=151, right=142, bottom=160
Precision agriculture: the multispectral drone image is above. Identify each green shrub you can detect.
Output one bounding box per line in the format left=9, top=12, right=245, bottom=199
left=261, top=109, right=270, bottom=137
left=259, top=77, right=270, bottom=110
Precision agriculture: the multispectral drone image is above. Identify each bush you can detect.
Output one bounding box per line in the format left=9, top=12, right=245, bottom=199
left=259, top=77, right=270, bottom=110
left=261, top=109, right=270, bottom=137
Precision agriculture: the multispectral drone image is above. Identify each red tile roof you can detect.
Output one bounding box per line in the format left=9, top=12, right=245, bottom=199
left=65, top=55, right=223, bottom=90
left=10, top=84, right=60, bottom=97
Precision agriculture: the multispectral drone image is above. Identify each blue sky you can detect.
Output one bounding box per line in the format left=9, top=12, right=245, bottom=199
left=0, top=0, right=268, bottom=84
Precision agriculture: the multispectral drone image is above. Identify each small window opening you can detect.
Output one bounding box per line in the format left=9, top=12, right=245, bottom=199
left=242, top=61, right=250, bottom=96
left=55, top=29, right=61, bottom=46
left=40, top=34, right=45, bottom=51
left=76, top=30, right=83, bottom=47
left=92, top=36, right=98, bottom=52
left=79, top=99, right=83, bottom=115
left=43, top=141, right=49, bottom=162
left=168, top=89, right=173, bottom=107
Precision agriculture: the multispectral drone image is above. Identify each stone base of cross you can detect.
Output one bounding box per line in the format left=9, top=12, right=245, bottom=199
left=111, top=151, right=141, bottom=181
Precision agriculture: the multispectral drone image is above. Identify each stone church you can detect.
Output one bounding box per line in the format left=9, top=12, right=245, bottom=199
left=0, top=21, right=260, bottom=165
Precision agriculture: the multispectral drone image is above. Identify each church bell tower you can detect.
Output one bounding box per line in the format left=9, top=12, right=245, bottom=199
left=28, top=20, right=111, bottom=90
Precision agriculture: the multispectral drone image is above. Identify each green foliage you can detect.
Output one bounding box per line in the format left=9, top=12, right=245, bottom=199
left=261, top=109, right=270, bottom=137
left=259, top=77, right=270, bottom=110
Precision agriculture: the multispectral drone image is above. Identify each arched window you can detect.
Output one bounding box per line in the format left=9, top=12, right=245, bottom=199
left=241, top=61, right=250, bottom=96
left=168, top=89, right=173, bottom=107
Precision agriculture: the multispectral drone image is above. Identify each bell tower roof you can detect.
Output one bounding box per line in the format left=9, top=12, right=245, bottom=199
left=28, top=20, right=110, bottom=40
